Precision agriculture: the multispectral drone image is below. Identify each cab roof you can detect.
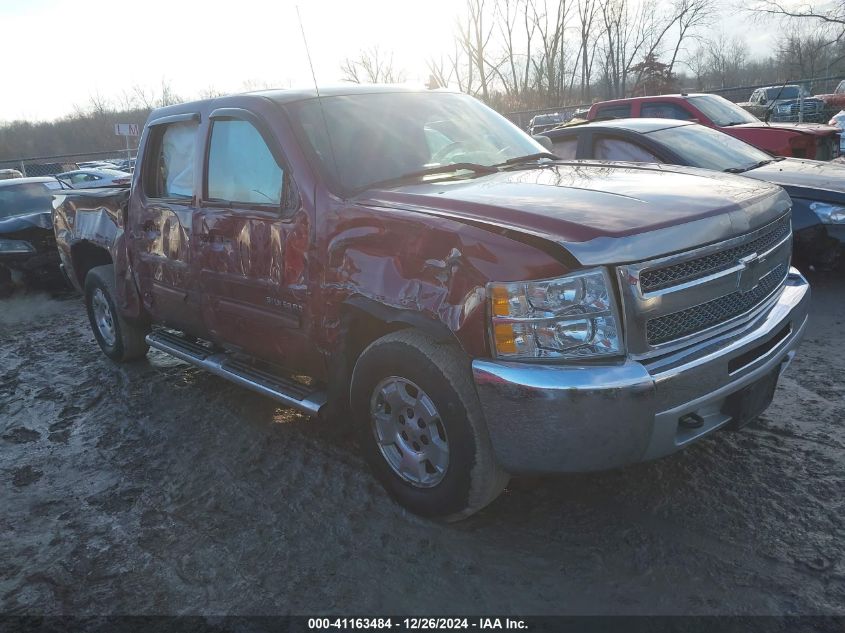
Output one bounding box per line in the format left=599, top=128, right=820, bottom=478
left=149, top=84, right=456, bottom=120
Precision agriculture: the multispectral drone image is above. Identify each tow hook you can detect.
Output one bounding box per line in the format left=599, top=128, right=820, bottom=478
left=679, top=412, right=704, bottom=429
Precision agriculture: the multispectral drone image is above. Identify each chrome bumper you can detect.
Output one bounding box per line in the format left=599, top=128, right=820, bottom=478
left=471, top=268, right=811, bottom=474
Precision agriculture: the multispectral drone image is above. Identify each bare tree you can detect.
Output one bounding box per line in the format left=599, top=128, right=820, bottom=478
left=341, top=46, right=405, bottom=84
left=703, top=33, right=749, bottom=88
left=748, top=0, right=845, bottom=39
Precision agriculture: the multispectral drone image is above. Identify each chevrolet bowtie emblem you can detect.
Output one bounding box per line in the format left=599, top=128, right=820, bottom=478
left=737, top=253, right=765, bottom=294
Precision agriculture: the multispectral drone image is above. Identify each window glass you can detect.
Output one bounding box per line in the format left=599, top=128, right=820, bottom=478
left=648, top=124, right=772, bottom=172
left=207, top=119, right=283, bottom=205
left=641, top=103, right=694, bottom=120
left=766, top=87, right=798, bottom=100
left=594, top=138, right=660, bottom=162
left=0, top=182, right=53, bottom=218
left=551, top=137, right=578, bottom=159
left=595, top=104, right=631, bottom=119
left=148, top=120, right=198, bottom=198
left=685, top=95, right=757, bottom=126
left=287, top=92, right=544, bottom=194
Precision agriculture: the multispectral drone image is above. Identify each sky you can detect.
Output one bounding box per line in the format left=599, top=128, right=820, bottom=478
left=0, top=0, right=773, bottom=123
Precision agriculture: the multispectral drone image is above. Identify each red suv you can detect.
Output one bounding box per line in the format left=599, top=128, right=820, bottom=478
left=586, top=93, right=841, bottom=160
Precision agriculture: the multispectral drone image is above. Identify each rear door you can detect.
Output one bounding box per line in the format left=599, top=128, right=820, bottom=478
left=129, top=113, right=205, bottom=334
left=194, top=108, right=311, bottom=368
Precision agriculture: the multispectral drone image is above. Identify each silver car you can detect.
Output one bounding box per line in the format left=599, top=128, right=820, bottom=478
left=56, top=169, right=132, bottom=188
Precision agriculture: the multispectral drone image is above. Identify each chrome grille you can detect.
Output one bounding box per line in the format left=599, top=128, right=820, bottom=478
left=640, top=215, right=791, bottom=292
left=616, top=212, right=793, bottom=359
left=646, top=264, right=787, bottom=345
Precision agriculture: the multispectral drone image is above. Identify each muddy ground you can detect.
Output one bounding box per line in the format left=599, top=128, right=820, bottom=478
left=0, top=271, right=843, bottom=616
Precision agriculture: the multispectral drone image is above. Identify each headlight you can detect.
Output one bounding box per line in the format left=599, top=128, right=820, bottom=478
left=488, top=268, right=623, bottom=360
left=809, top=201, right=845, bottom=224
left=0, top=238, right=35, bottom=254
left=776, top=105, right=790, bottom=114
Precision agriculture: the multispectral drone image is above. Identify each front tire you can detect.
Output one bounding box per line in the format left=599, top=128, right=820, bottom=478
left=350, top=330, right=508, bottom=521
left=84, top=264, right=149, bottom=362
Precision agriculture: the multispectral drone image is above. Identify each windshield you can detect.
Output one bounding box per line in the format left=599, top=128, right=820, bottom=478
left=767, top=87, right=799, bottom=100
left=0, top=182, right=54, bottom=219
left=287, top=91, right=544, bottom=194
left=687, top=95, right=758, bottom=126
left=649, top=124, right=773, bottom=172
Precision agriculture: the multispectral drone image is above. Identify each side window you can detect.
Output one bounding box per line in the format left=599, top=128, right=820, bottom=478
left=145, top=120, right=198, bottom=199
left=641, top=103, right=694, bottom=120
left=207, top=118, right=284, bottom=206
left=551, top=137, right=578, bottom=159
left=595, top=104, right=632, bottom=119
left=594, top=137, right=660, bottom=163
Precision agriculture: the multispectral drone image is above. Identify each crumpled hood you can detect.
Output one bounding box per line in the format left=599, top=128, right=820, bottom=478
left=745, top=157, right=845, bottom=202
left=359, top=162, right=791, bottom=265
left=0, top=210, right=52, bottom=235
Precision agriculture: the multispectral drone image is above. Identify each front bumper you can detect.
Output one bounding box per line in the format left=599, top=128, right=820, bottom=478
left=0, top=250, right=62, bottom=284
left=471, top=268, right=811, bottom=474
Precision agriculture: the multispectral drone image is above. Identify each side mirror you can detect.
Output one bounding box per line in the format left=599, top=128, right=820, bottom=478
left=533, top=134, right=554, bottom=151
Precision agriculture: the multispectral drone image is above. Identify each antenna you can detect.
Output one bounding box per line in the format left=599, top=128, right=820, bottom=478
left=296, top=5, right=341, bottom=185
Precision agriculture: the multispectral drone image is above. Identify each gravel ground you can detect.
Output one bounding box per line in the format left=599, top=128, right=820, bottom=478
left=0, top=270, right=843, bottom=616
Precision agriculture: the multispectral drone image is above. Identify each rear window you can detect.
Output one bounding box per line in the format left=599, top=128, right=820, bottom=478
left=641, top=103, right=694, bottom=120
left=0, top=182, right=53, bottom=219
left=594, top=104, right=632, bottom=119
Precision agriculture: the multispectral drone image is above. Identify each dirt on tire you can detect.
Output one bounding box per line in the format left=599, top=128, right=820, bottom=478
left=1, top=272, right=843, bottom=615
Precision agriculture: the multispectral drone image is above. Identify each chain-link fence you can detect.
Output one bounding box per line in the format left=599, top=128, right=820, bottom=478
left=0, top=149, right=137, bottom=178
left=504, top=74, right=845, bottom=130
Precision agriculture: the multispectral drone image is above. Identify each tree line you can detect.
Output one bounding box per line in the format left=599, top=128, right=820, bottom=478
left=4, top=0, right=845, bottom=161
left=342, top=0, right=845, bottom=111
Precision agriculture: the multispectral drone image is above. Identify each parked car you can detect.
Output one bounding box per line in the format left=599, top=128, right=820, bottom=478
left=0, top=177, right=68, bottom=294
left=586, top=93, right=841, bottom=160
left=56, top=169, right=132, bottom=188
left=53, top=86, right=809, bottom=520
left=111, top=158, right=135, bottom=173
left=78, top=160, right=119, bottom=169
left=738, top=85, right=813, bottom=119
left=542, top=118, right=845, bottom=268
left=0, top=168, right=23, bottom=180
left=829, top=110, right=845, bottom=154
left=810, top=79, right=845, bottom=111
left=528, top=112, right=565, bottom=134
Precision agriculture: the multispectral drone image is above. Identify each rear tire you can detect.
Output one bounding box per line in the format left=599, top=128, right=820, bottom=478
left=84, top=264, right=149, bottom=362
left=350, top=329, right=508, bottom=521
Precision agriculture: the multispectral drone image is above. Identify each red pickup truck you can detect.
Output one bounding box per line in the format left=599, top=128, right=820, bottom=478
left=587, top=93, right=841, bottom=160
left=52, top=86, right=810, bottom=519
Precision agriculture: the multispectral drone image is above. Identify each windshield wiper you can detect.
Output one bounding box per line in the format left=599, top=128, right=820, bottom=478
left=724, top=159, right=775, bottom=173
left=495, top=152, right=559, bottom=167
left=364, top=162, right=499, bottom=190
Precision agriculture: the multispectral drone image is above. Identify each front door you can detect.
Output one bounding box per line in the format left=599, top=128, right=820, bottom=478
left=194, top=110, right=312, bottom=371
left=129, top=115, right=205, bottom=334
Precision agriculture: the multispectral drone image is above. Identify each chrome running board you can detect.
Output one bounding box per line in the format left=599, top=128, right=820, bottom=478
left=145, top=330, right=326, bottom=416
